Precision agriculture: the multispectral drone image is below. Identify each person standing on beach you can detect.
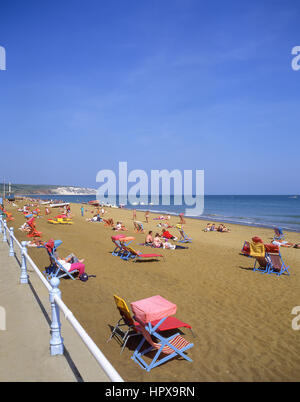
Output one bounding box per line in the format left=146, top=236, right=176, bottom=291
left=145, top=210, right=150, bottom=223
left=133, top=209, right=136, bottom=220
left=81, top=206, right=84, bottom=217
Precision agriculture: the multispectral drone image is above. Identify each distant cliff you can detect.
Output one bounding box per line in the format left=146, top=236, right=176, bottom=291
left=0, top=183, right=97, bottom=195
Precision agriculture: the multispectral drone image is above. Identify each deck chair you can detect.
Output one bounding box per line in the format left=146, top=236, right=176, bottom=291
left=241, top=241, right=251, bottom=256
left=26, top=217, right=42, bottom=238
left=176, top=224, right=192, bottom=243
left=121, top=245, right=163, bottom=262
left=40, top=239, right=62, bottom=279
left=108, top=295, right=195, bottom=354
left=250, top=242, right=268, bottom=273
left=41, top=239, right=79, bottom=280
left=267, top=252, right=290, bottom=276
left=111, top=235, right=134, bottom=257
left=133, top=221, right=144, bottom=233
left=104, top=218, right=114, bottom=227
left=273, top=227, right=285, bottom=241
left=131, top=316, right=193, bottom=372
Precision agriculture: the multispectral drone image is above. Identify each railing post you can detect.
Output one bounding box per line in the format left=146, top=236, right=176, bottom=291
left=9, top=227, right=15, bottom=256
left=20, top=241, right=29, bottom=284
left=49, top=277, right=64, bottom=355
left=2, top=219, right=7, bottom=242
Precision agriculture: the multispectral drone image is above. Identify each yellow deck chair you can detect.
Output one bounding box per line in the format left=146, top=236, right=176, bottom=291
left=107, top=295, right=142, bottom=354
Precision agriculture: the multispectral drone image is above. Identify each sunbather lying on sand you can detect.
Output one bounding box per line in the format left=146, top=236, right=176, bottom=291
left=86, top=214, right=102, bottom=222
left=217, top=224, right=230, bottom=232
left=162, top=239, right=188, bottom=250
left=113, top=221, right=128, bottom=231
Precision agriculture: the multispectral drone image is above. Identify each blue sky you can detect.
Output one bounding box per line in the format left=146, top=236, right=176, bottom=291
left=0, top=0, right=299, bottom=194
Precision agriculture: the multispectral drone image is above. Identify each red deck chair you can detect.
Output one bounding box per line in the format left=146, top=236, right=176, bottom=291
left=26, top=217, right=42, bottom=238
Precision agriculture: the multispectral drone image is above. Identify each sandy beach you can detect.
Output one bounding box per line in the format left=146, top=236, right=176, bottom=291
left=5, top=201, right=300, bottom=382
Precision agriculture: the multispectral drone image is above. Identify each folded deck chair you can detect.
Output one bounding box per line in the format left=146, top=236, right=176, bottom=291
left=121, top=245, right=163, bottom=262
left=133, top=221, right=144, bottom=233
left=108, top=295, right=194, bottom=354
left=104, top=218, right=114, bottom=227
left=273, top=227, right=285, bottom=241
left=131, top=317, right=193, bottom=372
left=176, top=224, right=192, bottom=243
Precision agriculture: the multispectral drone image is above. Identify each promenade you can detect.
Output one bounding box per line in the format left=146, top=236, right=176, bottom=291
left=0, top=240, right=110, bottom=382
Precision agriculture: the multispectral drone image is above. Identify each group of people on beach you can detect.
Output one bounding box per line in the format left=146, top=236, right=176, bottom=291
left=145, top=230, right=188, bottom=250
left=204, top=223, right=230, bottom=232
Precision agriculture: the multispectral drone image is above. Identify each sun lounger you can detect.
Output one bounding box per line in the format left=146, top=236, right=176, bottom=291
left=26, top=217, right=42, bottom=238
left=120, top=245, right=163, bottom=262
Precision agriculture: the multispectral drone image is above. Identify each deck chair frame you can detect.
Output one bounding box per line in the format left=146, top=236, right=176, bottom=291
left=131, top=317, right=193, bottom=372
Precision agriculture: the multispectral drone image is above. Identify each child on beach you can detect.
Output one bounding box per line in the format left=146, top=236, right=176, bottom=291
left=153, top=233, right=163, bottom=248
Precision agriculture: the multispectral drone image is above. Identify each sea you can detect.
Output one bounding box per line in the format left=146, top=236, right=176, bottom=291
left=22, top=194, right=300, bottom=233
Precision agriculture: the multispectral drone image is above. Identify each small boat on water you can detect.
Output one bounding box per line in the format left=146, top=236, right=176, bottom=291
left=50, top=202, right=70, bottom=208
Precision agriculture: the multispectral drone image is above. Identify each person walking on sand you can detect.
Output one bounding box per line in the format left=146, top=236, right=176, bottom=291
left=133, top=209, right=136, bottom=221
left=81, top=206, right=84, bottom=217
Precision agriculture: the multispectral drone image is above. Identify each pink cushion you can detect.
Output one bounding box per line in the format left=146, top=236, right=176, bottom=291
left=131, top=295, right=177, bottom=323
left=111, top=234, right=126, bottom=241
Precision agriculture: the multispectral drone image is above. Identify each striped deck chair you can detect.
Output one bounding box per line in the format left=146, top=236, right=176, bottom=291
left=108, top=295, right=195, bottom=353
left=131, top=317, right=193, bottom=372
left=133, top=221, right=144, bottom=233
left=120, top=245, right=163, bottom=262
left=176, top=224, right=192, bottom=243
left=267, top=252, right=290, bottom=276
left=103, top=218, right=114, bottom=227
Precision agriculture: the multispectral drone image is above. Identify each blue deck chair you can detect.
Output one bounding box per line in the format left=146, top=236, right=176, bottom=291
left=40, top=240, right=79, bottom=280
left=111, top=236, right=134, bottom=258
left=267, top=252, right=290, bottom=276
left=50, top=255, right=79, bottom=280
left=131, top=317, right=193, bottom=372
left=273, top=227, right=285, bottom=241
left=176, top=224, right=192, bottom=243
left=39, top=240, right=63, bottom=279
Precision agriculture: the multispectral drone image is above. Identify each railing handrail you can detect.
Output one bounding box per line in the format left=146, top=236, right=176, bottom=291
left=0, top=217, right=124, bottom=382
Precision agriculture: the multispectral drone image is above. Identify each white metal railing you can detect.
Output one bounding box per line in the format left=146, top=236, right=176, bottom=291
left=0, top=216, right=124, bottom=382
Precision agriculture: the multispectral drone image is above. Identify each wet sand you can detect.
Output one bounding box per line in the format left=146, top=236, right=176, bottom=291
left=6, top=201, right=300, bottom=381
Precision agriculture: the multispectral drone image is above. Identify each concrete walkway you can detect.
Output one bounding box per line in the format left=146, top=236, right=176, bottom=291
left=0, top=240, right=111, bottom=382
